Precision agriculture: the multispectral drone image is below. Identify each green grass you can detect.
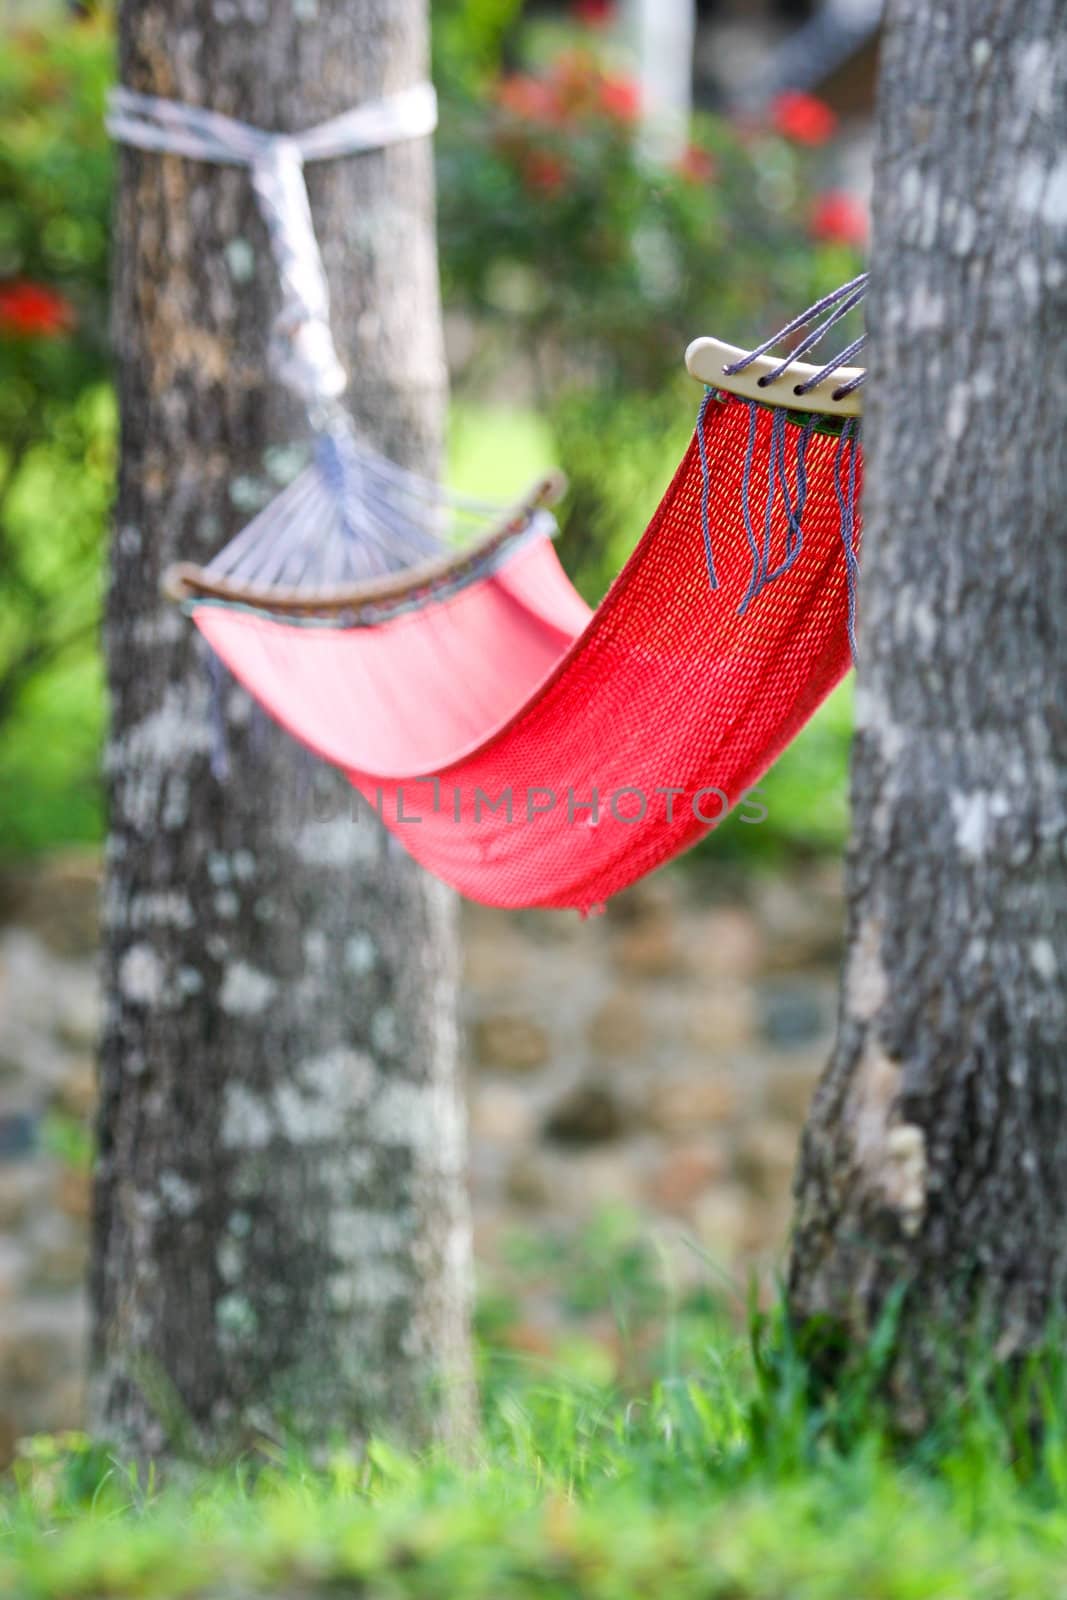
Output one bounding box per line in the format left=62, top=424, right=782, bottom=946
left=448, top=401, right=558, bottom=503
left=5, top=1219, right=1067, bottom=1597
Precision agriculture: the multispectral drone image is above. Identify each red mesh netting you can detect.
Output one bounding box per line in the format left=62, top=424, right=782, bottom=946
left=194, top=394, right=861, bottom=911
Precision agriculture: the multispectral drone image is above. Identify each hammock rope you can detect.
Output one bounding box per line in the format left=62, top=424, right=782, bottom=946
left=108, top=83, right=562, bottom=607
left=721, top=270, right=869, bottom=401
left=108, top=83, right=868, bottom=913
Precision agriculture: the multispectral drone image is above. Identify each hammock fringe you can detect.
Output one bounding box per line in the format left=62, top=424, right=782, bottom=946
left=697, top=391, right=859, bottom=660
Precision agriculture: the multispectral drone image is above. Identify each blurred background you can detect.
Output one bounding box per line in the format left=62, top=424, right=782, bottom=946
left=0, top=0, right=873, bottom=1459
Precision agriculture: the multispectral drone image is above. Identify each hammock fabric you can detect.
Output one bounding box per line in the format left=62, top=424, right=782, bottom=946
left=191, top=393, right=862, bottom=913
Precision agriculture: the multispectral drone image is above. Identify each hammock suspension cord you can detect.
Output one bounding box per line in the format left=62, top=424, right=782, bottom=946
left=108, top=84, right=438, bottom=408
left=107, top=83, right=563, bottom=606
left=721, top=271, right=869, bottom=401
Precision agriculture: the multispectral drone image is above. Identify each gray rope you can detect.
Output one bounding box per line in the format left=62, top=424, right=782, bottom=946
left=106, top=83, right=437, bottom=168
left=757, top=281, right=867, bottom=388
left=695, top=389, right=720, bottom=591
left=794, top=331, right=867, bottom=397
left=833, top=419, right=861, bottom=661
left=722, top=271, right=868, bottom=403
left=722, top=273, right=867, bottom=376
left=107, top=84, right=437, bottom=407
left=736, top=401, right=763, bottom=618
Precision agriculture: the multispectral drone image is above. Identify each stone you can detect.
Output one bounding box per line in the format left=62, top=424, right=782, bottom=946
left=764, top=1059, right=824, bottom=1124
left=0, top=1112, right=37, bottom=1161
left=27, top=1214, right=87, bottom=1290
left=648, top=1140, right=728, bottom=1215
left=0, top=1326, right=50, bottom=1390
left=506, top=1151, right=558, bottom=1208
left=0, top=1239, right=27, bottom=1302
left=471, top=1212, right=508, bottom=1261
left=733, top=1122, right=800, bottom=1201
left=692, top=1184, right=752, bottom=1261
left=575, top=1148, right=643, bottom=1211
left=587, top=991, right=647, bottom=1057
left=0, top=850, right=101, bottom=958
left=685, top=988, right=756, bottom=1052
left=54, top=1057, right=97, bottom=1120
left=610, top=915, right=679, bottom=978
left=604, top=876, right=676, bottom=925
left=0, top=1165, right=46, bottom=1228
left=738, top=1198, right=794, bottom=1258
left=461, top=916, right=529, bottom=986
left=32, top=1240, right=86, bottom=1291
left=755, top=874, right=844, bottom=972
left=472, top=1014, right=550, bottom=1073
left=685, top=906, right=765, bottom=982
left=55, top=1167, right=93, bottom=1223
left=645, top=1071, right=741, bottom=1133
left=55, top=983, right=102, bottom=1052
left=470, top=1084, right=536, bottom=1148
left=543, top=1082, right=630, bottom=1145
left=0, top=849, right=853, bottom=1440
left=757, top=981, right=833, bottom=1049
left=514, top=905, right=584, bottom=946
left=0, top=933, right=82, bottom=1090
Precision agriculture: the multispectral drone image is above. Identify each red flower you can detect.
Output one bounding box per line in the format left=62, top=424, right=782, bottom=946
left=598, top=73, right=640, bottom=122
left=0, top=279, right=76, bottom=338
left=770, top=90, right=837, bottom=146
left=572, top=0, right=616, bottom=24
left=496, top=56, right=638, bottom=130
left=496, top=74, right=560, bottom=123
left=521, top=152, right=568, bottom=194
left=675, top=144, right=717, bottom=184
left=810, top=190, right=868, bottom=246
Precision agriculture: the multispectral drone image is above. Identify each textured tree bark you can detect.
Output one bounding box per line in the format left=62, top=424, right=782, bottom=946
left=788, top=0, right=1067, bottom=1418
left=93, top=0, right=474, bottom=1457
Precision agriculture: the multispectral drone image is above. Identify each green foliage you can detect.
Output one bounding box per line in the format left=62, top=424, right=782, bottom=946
left=436, top=37, right=863, bottom=593
left=432, top=0, right=525, bottom=98
left=6, top=1223, right=1067, bottom=1597
left=0, top=16, right=113, bottom=857
left=0, top=15, right=111, bottom=375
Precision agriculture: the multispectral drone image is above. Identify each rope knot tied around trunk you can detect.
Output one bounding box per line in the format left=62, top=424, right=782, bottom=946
left=107, top=83, right=438, bottom=408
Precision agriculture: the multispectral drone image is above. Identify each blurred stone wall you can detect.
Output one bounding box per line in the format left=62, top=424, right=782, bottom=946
left=0, top=850, right=843, bottom=1458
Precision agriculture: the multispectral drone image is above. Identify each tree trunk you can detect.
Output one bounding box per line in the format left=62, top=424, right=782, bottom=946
left=789, top=0, right=1067, bottom=1418
left=93, top=0, right=474, bottom=1458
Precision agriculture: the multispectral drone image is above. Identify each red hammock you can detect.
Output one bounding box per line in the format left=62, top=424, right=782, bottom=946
left=190, top=393, right=862, bottom=913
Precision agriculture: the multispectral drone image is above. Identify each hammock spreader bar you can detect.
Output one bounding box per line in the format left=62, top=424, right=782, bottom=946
left=108, top=84, right=867, bottom=912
